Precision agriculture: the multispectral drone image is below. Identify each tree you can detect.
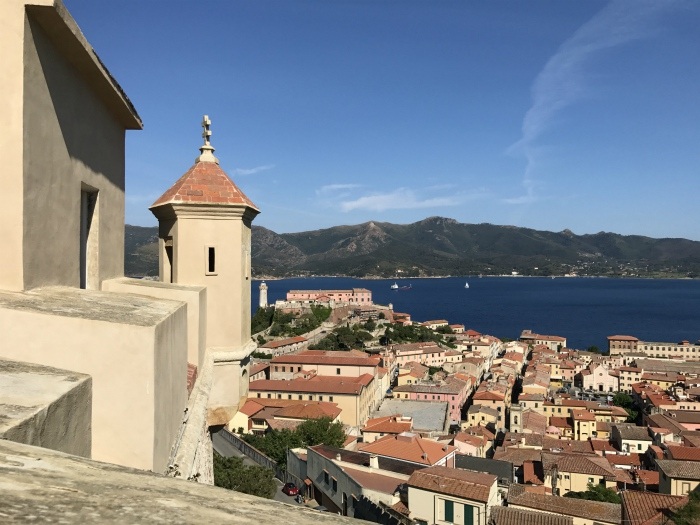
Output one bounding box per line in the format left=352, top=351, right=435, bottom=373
left=564, top=483, right=620, bottom=504
left=243, top=429, right=302, bottom=466
left=213, top=452, right=276, bottom=499
left=242, top=417, right=346, bottom=467
left=251, top=307, right=275, bottom=334
left=672, top=490, right=700, bottom=525
left=587, top=345, right=602, bottom=354
left=612, top=392, right=639, bottom=423
left=296, top=417, right=346, bottom=449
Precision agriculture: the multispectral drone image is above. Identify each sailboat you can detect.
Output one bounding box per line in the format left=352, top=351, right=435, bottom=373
left=390, top=282, right=399, bottom=290
left=465, top=282, right=469, bottom=289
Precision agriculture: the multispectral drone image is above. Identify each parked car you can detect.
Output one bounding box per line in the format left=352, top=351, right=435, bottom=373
left=282, top=482, right=299, bottom=496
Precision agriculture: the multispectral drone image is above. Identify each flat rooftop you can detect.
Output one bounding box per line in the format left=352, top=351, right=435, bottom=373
left=0, top=286, right=184, bottom=326
left=0, top=359, right=90, bottom=436
left=372, top=399, right=448, bottom=433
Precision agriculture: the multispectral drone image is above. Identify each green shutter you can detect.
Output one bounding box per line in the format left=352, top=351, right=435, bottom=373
left=444, top=500, right=454, bottom=522
left=464, top=504, right=474, bottom=525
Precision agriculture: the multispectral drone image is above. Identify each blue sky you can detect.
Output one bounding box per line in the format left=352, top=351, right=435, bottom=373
left=65, top=1, right=700, bottom=240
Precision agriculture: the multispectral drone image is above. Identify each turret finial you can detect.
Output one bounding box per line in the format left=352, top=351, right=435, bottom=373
left=196, top=114, right=219, bottom=164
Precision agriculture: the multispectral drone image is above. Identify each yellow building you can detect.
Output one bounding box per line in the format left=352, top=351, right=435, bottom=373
left=657, top=459, right=700, bottom=496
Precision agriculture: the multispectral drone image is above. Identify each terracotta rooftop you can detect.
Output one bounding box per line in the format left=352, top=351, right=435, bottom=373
left=656, top=459, right=700, bottom=480
left=620, top=491, right=687, bottom=525
left=608, top=335, right=639, bottom=341
left=509, top=491, right=622, bottom=524
left=249, top=374, right=373, bottom=395
left=407, top=465, right=496, bottom=503
left=542, top=453, right=616, bottom=479
left=270, top=350, right=379, bottom=366
left=358, top=433, right=455, bottom=466
left=665, top=445, right=700, bottom=461
left=151, top=159, right=258, bottom=210
left=362, top=415, right=413, bottom=434
left=490, top=506, right=573, bottom=525
left=260, top=336, right=307, bottom=349
left=342, top=466, right=404, bottom=495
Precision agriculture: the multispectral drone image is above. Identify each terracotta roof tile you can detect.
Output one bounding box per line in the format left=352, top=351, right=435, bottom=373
left=490, top=505, right=573, bottom=525
left=666, top=445, right=700, bottom=461
left=656, top=459, right=700, bottom=480
left=151, top=160, right=259, bottom=210
left=407, top=465, right=496, bottom=503
left=358, top=433, right=455, bottom=465
left=621, top=491, right=687, bottom=525
left=509, top=491, right=621, bottom=523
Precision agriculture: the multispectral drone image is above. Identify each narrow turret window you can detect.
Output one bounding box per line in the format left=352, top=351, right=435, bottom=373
left=205, top=246, right=216, bottom=275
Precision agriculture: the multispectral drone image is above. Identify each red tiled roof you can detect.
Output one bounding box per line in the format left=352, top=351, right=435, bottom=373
left=666, top=445, right=700, bottom=461
left=510, top=491, right=621, bottom=523
left=608, top=335, right=639, bottom=341
left=151, top=160, right=259, bottom=209
left=407, top=465, right=496, bottom=503
left=271, top=350, right=379, bottom=366
left=362, top=415, right=412, bottom=434
left=261, top=336, right=307, bottom=349
left=358, top=434, right=455, bottom=465
left=249, top=374, right=373, bottom=395
left=490, top=506, right=572, bottom=525
left=621, top=491, right=687, bottom=525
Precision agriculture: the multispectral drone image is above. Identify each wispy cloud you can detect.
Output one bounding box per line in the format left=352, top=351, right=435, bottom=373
left=507, top=0, right=674, bottom=204
left=339, top=187, right=485, bottom=212
left=316, top=183, right=362, bottom=196
left=231, top=164, right=275, bottom=176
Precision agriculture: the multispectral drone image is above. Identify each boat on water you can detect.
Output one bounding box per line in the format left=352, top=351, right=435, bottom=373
left=465, top=282, right=469, bottom=289
left=390, top=282, right=399, bottom=290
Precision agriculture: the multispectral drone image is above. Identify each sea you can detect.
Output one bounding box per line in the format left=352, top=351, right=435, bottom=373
left=251, top=277, right=700, bottom=352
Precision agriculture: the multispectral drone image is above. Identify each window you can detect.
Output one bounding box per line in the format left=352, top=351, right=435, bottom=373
left=287, top=394, right=292, bottom=400
left=309, top=395, right=313, bottom=400
left=256, top=393, right=261, bottom=398
left=205, top=246, right=217, bottom=275
left=444, top=500, right=454, bottom=522
left=588, top=477, right=594, bottom=484
left=267, top=394, right=271, bottom=398
left=329, top=396, right=334, bottom=402
left=336, top=368, right=341, bottom=375
left=323, top=471, right=329, bottom=484
left=319, top=396, right=323, bottom=401
left=332, top=477, right=337, bottom=491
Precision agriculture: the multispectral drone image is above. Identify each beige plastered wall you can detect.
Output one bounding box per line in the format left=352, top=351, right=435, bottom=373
left=20, top=12, right=127, bottom=290
left=0, top=358, right=92, bottom=457
left=0, top=1, right=54, bottom=291
left=166, top=206, right=254, bottom=350
left=0, top=297, right=188, bottom=471
left=103, top=277, right=207, bottom=369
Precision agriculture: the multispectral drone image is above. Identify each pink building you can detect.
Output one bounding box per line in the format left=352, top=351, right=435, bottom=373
left=392, top=375, right=471, bottom=423
left=286, top=288, right=372, bottom=305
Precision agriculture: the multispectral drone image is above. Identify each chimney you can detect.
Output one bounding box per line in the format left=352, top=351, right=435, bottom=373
left=369, top=455, right=379, bottom=469
left=336, top=453, right=342, bottom=461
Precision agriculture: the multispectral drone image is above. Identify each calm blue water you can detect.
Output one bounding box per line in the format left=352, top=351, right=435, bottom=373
left=251, top=277, right=700, bottom=351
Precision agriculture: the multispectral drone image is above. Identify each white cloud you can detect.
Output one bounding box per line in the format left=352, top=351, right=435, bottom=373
left=507, top=0, right=674, bottom=203
left=231, top=164, right=275, bottom=176
left=339, top=188, right=484, bottom=212
left=316, top=183, right=362, bottom=195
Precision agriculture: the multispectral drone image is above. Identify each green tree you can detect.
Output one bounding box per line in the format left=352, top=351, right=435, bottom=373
left=251, top=307, right=275, bottom=334
left=213, top=452, right=276, bottom=499
left=587, top=345, right=601, bottom=354
left=296, top=417, right=346, bottom=449
left=612, top=392, right=638, bottom=423
left=564, top=483, right=621, bottom=504
left=243, top=429, right=302, bottom=466
left=673, top=490, right=700, bottom=525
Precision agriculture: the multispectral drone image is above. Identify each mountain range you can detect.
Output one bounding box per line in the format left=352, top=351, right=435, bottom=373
left=125, top=217, right=700, bottom=278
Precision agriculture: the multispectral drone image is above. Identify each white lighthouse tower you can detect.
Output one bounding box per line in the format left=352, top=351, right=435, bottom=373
left=259, top=281, right=268, bottom=309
